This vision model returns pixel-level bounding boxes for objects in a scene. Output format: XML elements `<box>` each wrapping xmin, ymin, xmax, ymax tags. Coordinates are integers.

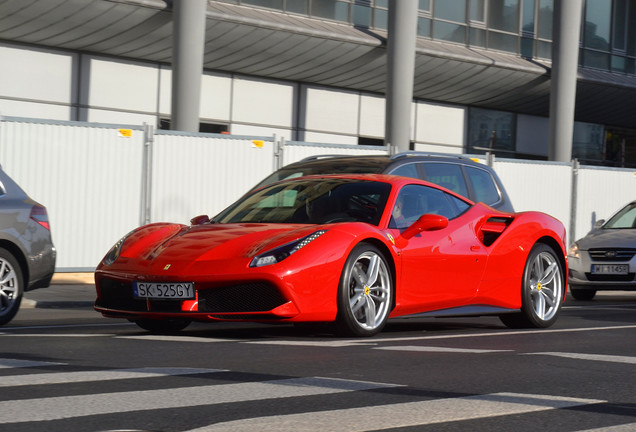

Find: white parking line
<box><xmin>0</xmin><ymin>358</ymin><xmax>63</xmax><ymax>369</ymax></box>
<box><xmin>0</xmin><ymin>367</ymin><xmax>225</xmax><ymax>387</ymax></box>
<box><xmin>526</xmin><ymin>352</ymin><xmax>636</xmax><ymax>364</ymax></box>
<box><xmin>118</xmin><ymin>335</ymin><xmax>241</xmax><ymax>343</ymax></box>
<box><xmin>579</xmin><ymin>424</ymin><xmax>636</xmax><ymax>431</ymax></box>
<box><xmin>374</xmin><ymin>346</ymin><xmax>512</xmax><ymax>353</ymax></box>
<box><xmin>189</xmin><ymin>392</ymin><xmax>605</xmax><ymax>432</ymax></box>
<box><xmin>0</xmin><ymin>376</ymin><xmax>399</xmax><ymax>423</ymax></box>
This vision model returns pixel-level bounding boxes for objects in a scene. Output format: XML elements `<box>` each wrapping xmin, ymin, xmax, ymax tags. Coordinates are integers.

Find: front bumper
<box><xmin>568</xmin><ymin>250</ymin><xmax>636</xmax><ymax>290</ymax></box>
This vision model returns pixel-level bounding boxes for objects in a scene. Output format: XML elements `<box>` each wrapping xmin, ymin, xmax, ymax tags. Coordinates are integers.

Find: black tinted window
<box><xmin>220</xmin><ymin>179</ymin><xmax>391</xmax><ymax>225</ymax></box>
<box><xmin>388</xmin><ymin>163</ymin><xmax>420</xmax><ymax>179</ymax></box>
<box><xmin>465</xmin><ymin>166</ymin><xmax>500</xmax><ymax>206</ymax></box>
<box><xmin>422</xmin><ymin>163</ymin><xmax>469</xmax><ymax>198</ymax></box>
<box><xmin>390</xmin><ymin>184</ymin><xmax>470</xmax><ymax>229</ymax></box>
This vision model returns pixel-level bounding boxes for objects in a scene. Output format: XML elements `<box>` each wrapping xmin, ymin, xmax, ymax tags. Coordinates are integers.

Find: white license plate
<box><xmin>133</xmin><ymin>282</ymin><xmax>195</xmax><ymax>299</ymax></box>
<box><xmin>591</xmin><ymin>264</ymin><xmax>629</xmax><ymax>275</ymax></box>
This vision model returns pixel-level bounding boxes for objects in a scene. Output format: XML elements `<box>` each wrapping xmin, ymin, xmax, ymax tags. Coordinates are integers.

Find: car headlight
<box><xmin>567</xmin><ymin>243</ymin><xmax>580</xmax><ymax>259</ymax></box>
<box><xmin>103</xmin><ymin>231</ymin><xmax>135</xmax><ymax>265</ymax></box>
<box><xmin>250</xmin><ymin>230</ymin><xmax>327</xmax><ymax>267</ymax></box>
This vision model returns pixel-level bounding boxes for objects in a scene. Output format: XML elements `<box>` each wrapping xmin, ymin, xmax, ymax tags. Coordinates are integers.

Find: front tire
<box><xmin>135</xmin><ymin>318</ymin><xmax>191</xmax><ymax>333</ymax></box>
<box><xmin>0</xmin><ymin>249</ymin><xmax>24</xmax><ymax>326</ymax></box>
<box><xmin>335</xmin><ymin>244</ymin><xmax>392</xmax><ymax>337</ymax></box>
<box><xmin>500</xmin><ymin>243</ymin><xmax>564</xmax><ymax>329</ymax></box>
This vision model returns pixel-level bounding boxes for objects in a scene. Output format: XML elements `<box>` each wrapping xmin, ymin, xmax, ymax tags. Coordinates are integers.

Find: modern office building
<box><xmin>1</xmin><ymin>0</ymin><xmax>635</xmax><ymax>166</ymax></box>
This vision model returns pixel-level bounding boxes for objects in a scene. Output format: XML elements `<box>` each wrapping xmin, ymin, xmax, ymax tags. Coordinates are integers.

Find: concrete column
<box><xmin>548</xmin><ymin>0</ymin><xmax>583</xmax><ymax>162</ymax></box>
<box><xmin>171</xmin><ymin>0</ymin><xmax>207</xmax><ymax>132</ymax></box>
<box><xmin>385</xmin><ymin>0</ymin><xmax>418</xmax><ymax>153</ymax></box>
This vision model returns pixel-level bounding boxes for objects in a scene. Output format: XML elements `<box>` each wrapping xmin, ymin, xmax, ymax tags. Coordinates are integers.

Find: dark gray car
<box><xmin>0</xmin><ymin>167</ymin><xmax>56</xmax><ymax>325</ymax></box>
<box><xmin>251</xmin><ymin>153</ymin><xmax>514</xmax><ymax>212</ymax></box>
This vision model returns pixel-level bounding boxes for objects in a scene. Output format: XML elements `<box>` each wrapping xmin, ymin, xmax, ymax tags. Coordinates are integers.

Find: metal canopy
<box><xmin>2</xmin><ymin>0</ymin><xmax>636</xmax><ymax>129</ymax></box>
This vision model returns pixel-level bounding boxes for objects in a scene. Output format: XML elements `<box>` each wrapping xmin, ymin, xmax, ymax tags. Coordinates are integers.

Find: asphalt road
<box><xmin>1</xmin><ymin>285</ymin><xmax>635</xmax><ymax>432</ymax></box>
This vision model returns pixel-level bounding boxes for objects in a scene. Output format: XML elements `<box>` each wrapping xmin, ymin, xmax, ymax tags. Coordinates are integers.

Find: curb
<box><xmin>22</xmin><ymin>299</ymin><xmax>95</xmax><ymax>309</ymax></box>
<box><xmin>51</xmin><ymin>273</ymin><xmax>94</xmax><ymax>285</ymax></box>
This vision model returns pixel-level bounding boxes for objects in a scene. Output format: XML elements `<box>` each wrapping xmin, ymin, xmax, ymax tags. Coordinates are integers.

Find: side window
<box><xmin>464</xmin><ymin>166</ymin><xmax>501</xmax><ymax>206</ymax></box>
<box><xmin>390</xmin><ymin>184</ymin><xmax>468</xmax><ymax>229</ymax></box>
<box><xmin>422</xmin><ymin>163</ymin><xmax>469</xmax><ymax>199</ymax></box>
<box><xmin>388</xmin><ymin>163</ymin><xmax>420</xmax><ymax>179</ymax></box>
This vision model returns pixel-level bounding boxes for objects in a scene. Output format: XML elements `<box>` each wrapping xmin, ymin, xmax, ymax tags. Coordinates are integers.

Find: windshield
<box><xmin>218</xmin><ymin>178</ymin><xmax>391</xmax><ymax>225</ymax></box>
<box><xmin>604</xmin><ymin>202</ymin><xmax>636</xmax><ymax>229</ymax></box>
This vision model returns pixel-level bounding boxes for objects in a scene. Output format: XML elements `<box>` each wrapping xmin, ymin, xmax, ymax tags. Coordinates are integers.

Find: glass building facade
<box><xmin>221</xmin><ymin>0</ymin><xmax>636</xmax><ymax>166</ymax></box>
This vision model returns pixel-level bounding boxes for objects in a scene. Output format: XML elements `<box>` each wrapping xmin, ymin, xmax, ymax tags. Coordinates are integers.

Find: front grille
<box><xmin>198</xmin><ymin>283</ymin><xmax>287</xmax><ymax>313</ymax></box>
<box><xmin>585</xmin><ymin>273</ymin><xmax>636</xmax><ymax>282</ymax></box>
<box><xmin>589</xmin><ymin>249</ymin><xmax>636</xmax><ymax>262</ymax></box>
<box><xmin>98</xmin><ymin>279</ymin><xmax>288</xmax><ymax>314</ymax></box>
<box><xmin>97</xmin><ymin>278</ymin><xmax>185</xmax><ymax>312</ymax></box>
<box><xmin>97</xmin><ymin>279</ymin><xmax>147</xmax><ymax>311</ymax></box>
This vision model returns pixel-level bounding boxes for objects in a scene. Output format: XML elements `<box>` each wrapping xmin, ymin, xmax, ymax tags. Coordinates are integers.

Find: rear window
<box><xmin>465</xmin><ymin>166</ymin><xmax>501</xmax><ymax>206</ymax></box>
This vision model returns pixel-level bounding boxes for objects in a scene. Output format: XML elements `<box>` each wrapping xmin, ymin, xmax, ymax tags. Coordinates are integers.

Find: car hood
<box><xmin>576</xmin><ymin>228</ymin><xmax>636</xmax><ymax>250</ymax></box>
<box><xmin>120</xmin><ymin>222</ymin><xmax>327</xmax><ymax>264</ymax></box>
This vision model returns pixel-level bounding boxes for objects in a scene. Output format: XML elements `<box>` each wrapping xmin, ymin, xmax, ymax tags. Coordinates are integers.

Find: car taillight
<box><xmin>30</xmin><ymin>204</ymin><xmax>50</xmax><ymax>231</ymax></box>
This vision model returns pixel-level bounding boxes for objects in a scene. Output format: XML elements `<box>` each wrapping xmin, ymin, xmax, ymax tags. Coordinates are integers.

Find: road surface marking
<box><xmin>0</xmin><ymin>376</ymin><xmax>399</xmax><ymax>423</ymax></box>
<box><xmin>189</xmin><ymin>392</ymin><xmax>605</xmax><ymax>432</ymax></box>
<box><xmin>0</xmin><ymin>367</ymin><xmax>225</xmax><ymax>387</ymax></box>
<box><xmin>374</xmin><ymin>345</ymin><xmax>512</xmax><ymax>353</ymax></box>
<box><xmin>527</xmin><ymin>352</ymin><xmax>636</xmax><ymax>364</ymax></box>
<box><xmin>117</xmin><ymin>335</ymin><xmax>241</xmax><ymax>343</ymax></box>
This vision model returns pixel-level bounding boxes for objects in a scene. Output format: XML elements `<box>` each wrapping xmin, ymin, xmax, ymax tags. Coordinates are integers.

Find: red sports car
<box><xmin>94</xmin><ymin>174</ymin><xmax>567</xmax><ymax>337</ymax></box>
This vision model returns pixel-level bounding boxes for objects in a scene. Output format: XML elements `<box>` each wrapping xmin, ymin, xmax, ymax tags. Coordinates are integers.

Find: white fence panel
<box><xmin>493</xmin><ymin>159</ymin><xmax>573</xmax><ymax>243</ymax></box>
<box><xmin>282</xmin><ymin>141</ymin><xmax>389</xmax><ymax>166</ymax></box>
<box><xmin>3</xmin><ymin>117</ymin><xmax>636</xmax><ymax>271</ymax></box>
<box><xmin>0</xmin><ymin>119</ymin><xmax>145</xmax><ymax>270</ymax></box>
<box><xmin>573</xmin><ymin>165</ymin><xmax>636</xmax><ymax>242</ymax></box>
<box><xmin>151</xmin><ymin>133</ymin><xmax>275</xmax><ymax>224</ymax></box>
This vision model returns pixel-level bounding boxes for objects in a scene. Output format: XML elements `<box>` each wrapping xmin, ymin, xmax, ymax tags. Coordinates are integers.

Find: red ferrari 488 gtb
<box><xmin>95</xmin><ymin>174</ymin><xmax>567</xmax><ymax>337</ymax></box>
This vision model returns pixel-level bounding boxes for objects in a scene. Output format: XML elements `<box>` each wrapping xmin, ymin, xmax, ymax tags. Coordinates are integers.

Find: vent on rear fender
<box><xmin>478</xmin><ymin>216</ymin><xmax>513</xmax><ymax>247</ymax></box>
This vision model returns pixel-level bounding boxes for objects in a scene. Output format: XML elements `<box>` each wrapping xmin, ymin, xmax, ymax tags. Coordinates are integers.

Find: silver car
<box><xmin>0</xmin><ymin>167</ymin><xmax>56</xmax><ymax>325</ymax></box>
<box><xmin>568</xmin><ymin>201</ymin><xmax>636</xmax><ymax>300</ymax></box>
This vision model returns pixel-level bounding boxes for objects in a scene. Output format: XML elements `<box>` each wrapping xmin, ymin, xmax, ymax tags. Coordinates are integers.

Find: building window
<box><xmin>434</xmin><ymin>0</ymin><xmax>466</xmax><ymax>22</ymax></box>
<box><xmin>311</xmin><ymin>0</ymin><xmax>351</xmax><ymax>22</ymax></box>
<box><xmin>353</xmin><ymin>1</ymin><xmax>372</xmax><ymax>27</ymax></box>
<box><xmin>469</xmin><ymin>0</ymin><xmax>485</xmax><ymax>22</ymax></box>
<box><xmin>431</xmin><ymin>0</ymin><xmax>467</xmax><ymax>44</ymax></box>
<box><xmin>373</xmin><ymin>1</ymin><xmax>389</xmax><ymax>29</ymax></box>
<box><xmin>358</xmin><ymin>136</ymin><xmax>384</xmax><ymax>146</ymax></box>
<box><xmin>286</xmin><ymin>0</ymin><xmax>309</xmax><ymax>14</ymax></box>
<box><xmin>159</xmin><ymin>119</ymin><xmax>229</xmax><ymax>134</ymax></box>
<box><xmin>536</xmin><ymin>0</ymin><xmax>553</xmax><ymax>40</ymax></box>
<box><xmin>468</xmin><ymin>108</ymin><xmax>516</xmax><ymax>156</ymax></box>
<box><xmin>488</xmin><ymin>0</ymin><xmax>519</xmax><ymax>33</ymax></box>
<box><xmin>572</xmin><ymin>122</ymin><xmax>605</xmax><ymax>164</ymax></box>
<box><xmin>241</xmin><ymin>0</ymin><xmax>283</xmax><ymax>9</ymax></box>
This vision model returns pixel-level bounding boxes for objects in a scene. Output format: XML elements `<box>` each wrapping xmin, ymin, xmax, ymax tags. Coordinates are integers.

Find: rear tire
<box><xmin>335</xmin><ymin>244</ymin><xmax>392</xmax><ymax>337</ymax></box>
<box><xmin>500</xmin><ymin>243</ymin><xmax>564</xmax><ymax>329</ymax></box>
<box><xmin>0</xmin><ymin>248</ymin><xmax>24</xmax><ymax>326</ymax></box>
<box><xmin>135</xmin><ymin>318</ymin><xmax>191</xmax><ymax>333</ymax></box>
